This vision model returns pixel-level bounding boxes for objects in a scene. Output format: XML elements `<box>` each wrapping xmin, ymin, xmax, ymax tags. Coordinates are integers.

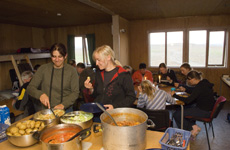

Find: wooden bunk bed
<box><xmin>0</xmin><ymin>53</ymin><xmax>50</xmax><ymax>86</ymax></box>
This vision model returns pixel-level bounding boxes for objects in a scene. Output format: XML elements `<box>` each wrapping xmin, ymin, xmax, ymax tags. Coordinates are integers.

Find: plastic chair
<box><xmin>138</xmin><ymin>108</ymin><xmax>171</xmax><ymax>131</ymax></box>
<box><xmin>185</xmin><ymin>96</ymin><xmax>226</xmax><ymax>150</ymax></box>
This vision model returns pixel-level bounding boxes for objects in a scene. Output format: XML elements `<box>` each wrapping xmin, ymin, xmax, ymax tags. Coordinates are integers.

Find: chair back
<box><xmin>210</xmin><ymin>96</ymin><xmax>226</xmax><ymax>119</ymax></box>
<box><xmin>138</xmin><ymin>108</ymin><xmax>170</xmax><ymax>131</ymax></box>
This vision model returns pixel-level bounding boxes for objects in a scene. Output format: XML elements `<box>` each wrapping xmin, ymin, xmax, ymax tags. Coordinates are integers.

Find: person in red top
<box><xmin>132</xmin><ymin>63</ymin><xmax>153</xmax><ymax>85</ymax></box>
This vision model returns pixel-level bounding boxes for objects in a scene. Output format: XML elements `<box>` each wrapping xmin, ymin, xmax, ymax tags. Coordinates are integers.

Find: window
<box><xmin>208</xmin><ymin>31</ymin><xmax>225</xmax><ymax>65</ymax></box>
<box><xmin>149</xmin><ymin>29</ymin><xmax>227</xmax><ymax>68</ymax></box>
<box><xmin>189</xmin><ymin>30</ymin><xmax>207</xmax><ymax>67</ymax></box>
<box><xmin>74</xmin><ymin>36</ymin><xmax>91</xmax><ymax>65</ymax></box>
<box><xmin>188</xmin><ymin>30</ymin><xmax>226</xmax><ymax>67</ymax></box>
<box><xmin>149</xmin><ymin>31</ymin><xmax>183</xmax><ymax>67</ymax></box>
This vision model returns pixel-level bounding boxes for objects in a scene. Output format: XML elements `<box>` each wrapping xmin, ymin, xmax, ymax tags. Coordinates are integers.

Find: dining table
<box><xmin>0</xmin><ymin>115</ymin><xmax>190</xmax><ymax>150</ymax></box>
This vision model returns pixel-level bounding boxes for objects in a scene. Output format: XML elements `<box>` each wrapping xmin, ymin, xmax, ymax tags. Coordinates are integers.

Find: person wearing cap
<box><xmin>132</xmin><ymin>63</ymin><xmax>153</xmax><ymax>85</ymax></box>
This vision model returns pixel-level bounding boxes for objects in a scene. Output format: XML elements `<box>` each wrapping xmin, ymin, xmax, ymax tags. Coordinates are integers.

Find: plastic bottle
<box><xmin>0</xmin><ymin>105</ymin><xmax>11</xmax><ymax>126</ymax></box>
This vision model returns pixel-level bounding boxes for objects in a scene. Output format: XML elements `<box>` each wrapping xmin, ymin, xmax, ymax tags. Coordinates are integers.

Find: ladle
<box><xmin>95</xmin><ymin>102</ymin><xmax>118</xmax><ymax>126</ymax></box>
<box><xmin>66</xmin><ymin>128</ymin><xmax>91</xmax><ymax>142</ymax></box>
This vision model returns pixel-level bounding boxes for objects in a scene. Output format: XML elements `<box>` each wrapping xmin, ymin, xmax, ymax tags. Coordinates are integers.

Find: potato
<box><xmin>26</xmin><ymin>128</ymin><xmax>32</xmax><ymax>134</ymax></box>
<box><xmin>38</xmin><ymin>125</ymin><xmax>45</xmax><ymax>131</ymax></box>
<box><xmin>40</xmin><ymin>122</ymin><xmax>45</xmax><ymax>128</ymax></box>
<box><xmin>14</xmin><ymin>132</ymin><xmax>21</xmax><ymax>136</ymax></box>
<box><xmin>26</xmin><ymin>124</ymin><xmax>31</xmax><ymax>128</ymax></box>
<box><xmin>16</xmin><ymin>122</ymin><xmax>22</xmax><ymax>128</ymax></box>
<box><xmin>30</xmin><ymin>124</ymin><xmax>35</xmax><ymax>129</ymax></box>
<box><xmin>19</xmin><ymin>124</ymin><xmax>26</xmax><ymax>130</ymax></box>
<box><xmin>30</xmin><ymin>120</ymin><xmax>35</xmax><ymax>125</ymax></box>
<box><xmin>18</xmin><ymin>129</ymin><xmax>25</xmax><ymax>135</ymax></box>
<box><xmin>6</xmin><ymin>132</ymin><xmax>12</xmax><ymax>136</ymax></box>
<box><xmin>10</xmin><ymin>127</ymin><xmax>19</xmax><ymax>134</ymax></box>
<box><xmin>35</xmin><ymin>121</ymin><xmax>41</xmax><ymax>128</ymax></box>
<box><xmin>25</xmin><ymin>120</ymin><xmax>31</xmax><ymax>124</ymax></box>
<box><xmin>33</xmin><ymin>128</ymin><xmax>38</xmax><ymax>132</ymax></box>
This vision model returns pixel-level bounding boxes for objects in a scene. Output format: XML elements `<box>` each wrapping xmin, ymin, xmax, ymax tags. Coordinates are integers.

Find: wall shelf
<box><xmin>0</xmin><ymin>53</ymin><xmax>50</xmax><ymax>62</ymax></box>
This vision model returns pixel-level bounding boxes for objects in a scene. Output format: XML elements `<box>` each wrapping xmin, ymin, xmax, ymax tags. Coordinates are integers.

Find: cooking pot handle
<box><xmin>93</xmin><ymin>124</ymin><xmax>102</xmax><ymax>133</ymax></box>
<box><xmin>147</xmin><ymin>119</ymin><xmax>155</xmax><ymax>128</ymax></box>
<box><xmin>79</xmin><ymin>127</ymin><xmax>91</xmax><ymax>141</ymax></box>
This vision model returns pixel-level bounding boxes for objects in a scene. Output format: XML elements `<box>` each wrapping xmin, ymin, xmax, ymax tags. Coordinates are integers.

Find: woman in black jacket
<box><xmin>158</xmin><ymin>63</ymin><xmax>179</xmax><ymax>87</ymax></box>
<box><xmin>84</xmin><ymin>45</ymin><xmax>136</xmax><ymax>110</ymax></box>
<box><xmin>172</xmin><ymin>70</ymin><xmax>215</xmax><ymax>138</ymax></box>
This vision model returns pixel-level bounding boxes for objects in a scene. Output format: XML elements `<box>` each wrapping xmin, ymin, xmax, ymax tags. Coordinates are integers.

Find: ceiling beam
<box><xmin>78</xmin><ymin>0</ymin><xmax>115</xmax><ymax>15</ymax></box>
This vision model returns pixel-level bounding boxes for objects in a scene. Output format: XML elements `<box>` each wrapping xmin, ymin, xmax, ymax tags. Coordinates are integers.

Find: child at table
<box><xmin>137</xmin><ymin>80</ymin><xmax>176</xmax><ymax>110</ymax></box>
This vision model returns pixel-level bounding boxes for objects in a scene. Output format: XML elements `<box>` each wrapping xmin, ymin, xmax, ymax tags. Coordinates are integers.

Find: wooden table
<box><xmin>0</xmin><ymin>122</ymin><xmax>190</xmax><ymax>150</ymax></box>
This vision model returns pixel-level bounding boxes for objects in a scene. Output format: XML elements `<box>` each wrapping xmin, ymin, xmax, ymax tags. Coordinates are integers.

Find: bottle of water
<box><xmin>0</xmin><ymin>105</ymin><xmax>11</xmax><ymax>126</ymax></box>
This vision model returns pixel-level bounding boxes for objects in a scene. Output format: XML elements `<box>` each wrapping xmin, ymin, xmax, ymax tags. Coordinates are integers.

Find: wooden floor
<box><xmin>188</xmin><ymin>100</ymin><xmax>230</xmax><ymax>150</ymax></box>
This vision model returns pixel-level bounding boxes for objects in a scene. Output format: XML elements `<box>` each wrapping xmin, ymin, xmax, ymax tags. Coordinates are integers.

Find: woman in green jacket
<box><xmin>27</xmin><ymin>43</ymin><xmax>79</xmax><ymax>112</ymax></box>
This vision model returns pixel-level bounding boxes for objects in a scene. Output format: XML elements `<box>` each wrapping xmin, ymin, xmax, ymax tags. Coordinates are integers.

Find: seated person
<box><xmin>158</xmin><ymin>63</ymin><xmax>178</xmax><ymax>86</ymax></box>
<box><xmin>69</xmin><ymin>59</ymin><xmax>77</xmax><ymax>68</ymax></box>
<box><xmin>178</xmin><ymin>63</ymin><xmax>194</xmax><ymax>94</ymax></box>
<box><xmin>33</xmin><ymin>64</ymin><xmax>41</xmax><ymax>73</ymax></box>
<box><xmin>79</xmin><ymin>64</ymin><xmax>96</xmax><ymax>103</ymax></box>
<box><xmin>132</xmin><ymin>63</ymin><xmax>153</xmax><ymax>85</ymax></box>
<box><xmin>137</xmin><ymin>80</ymin><xmax>176</xmax><ymax>110</ymax></box>
<box><xmin>123</xmin><ymin>65</ymin><xmax>133</xmax><ymax>75</ymax></box>
<box><xmin>171</xmin><ymin>70</ymin><xmax>215</xmax><ymax>138</ymax></box>
<box><xmin>12</xmin><ymin>71</ymin><xmax>36</xmax><ymax>119</ymax></box>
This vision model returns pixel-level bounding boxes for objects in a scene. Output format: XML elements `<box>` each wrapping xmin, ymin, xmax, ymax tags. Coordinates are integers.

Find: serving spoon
<box><xmin>66</xmin><ymin>127</ymin><xmax>91</xmax><ymax>142</ymax></box>
<box><xmin>95</xmin><ymin>102</ymin><xmax>118</xmax><ymax>126</ymax></box>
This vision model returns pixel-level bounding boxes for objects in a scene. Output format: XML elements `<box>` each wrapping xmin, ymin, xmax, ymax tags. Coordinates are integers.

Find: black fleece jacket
<box><xmin>92</xmin><ymin>66</ymin><xmax>136</xmax><ymax>108</ymax></box>
<box><xmin>173</xmin><ymin>79</ymin><xmax>215</xmax><ymax>111</ymax></box>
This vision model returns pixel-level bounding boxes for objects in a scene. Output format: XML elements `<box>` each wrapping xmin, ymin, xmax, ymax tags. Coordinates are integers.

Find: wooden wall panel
<box><xmin>0</xmin><ymin>62</ymin><xmax>13</xmax><ymax>90</ymax></box>
<box><xmin>0</xmin><ymin>24</ymin><xmax>46</xmax><ymax>54</ymax></box>
<box><xmin>119</xmin><ymin>17</ymin><xmax>129</xmax><ymax>66</ymax></box>
<box><xmin>0</xmin><ymin>24</ymin><xmax>47</xmax><ymax>90</ymax></box>
<box><xmin>31</xmin><ymin>27</ymin><xmax>46</xmax><ymax>48</ymax></box>
<box><xmin>0</xmin><ymin>23</ymin><xmax>112</xmax><ymax>91</ymax></box>
<box><xmin>44</xmin><ymin>23</ymin><xmax>112</xmax><ymax>49</ymax></box>
<box><xmin>129</xmin><ymin>15</ymin><xmax>230</xmax><ymax>100</ymax></box>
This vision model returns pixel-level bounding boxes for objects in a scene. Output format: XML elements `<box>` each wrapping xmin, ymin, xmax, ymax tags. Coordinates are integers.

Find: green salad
<box><xmin>60</xmin><ymin>111</ymin><xmax>93</xmax><ymax>124</ymax></box>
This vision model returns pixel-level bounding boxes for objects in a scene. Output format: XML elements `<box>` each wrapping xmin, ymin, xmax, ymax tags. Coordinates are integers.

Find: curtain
<box><xmin>67</xmin><ymin>35</ymin><xmax>75</xmax><ymax>62</ymax></box>
<box><xmin>86</xmin><ymin>34</ymin><xmax>96</xmax><ymax>66</ymax></box>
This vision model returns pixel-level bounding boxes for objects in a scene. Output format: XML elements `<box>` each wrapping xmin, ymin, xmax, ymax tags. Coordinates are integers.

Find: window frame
<box><xmin>188</xmin><ymin>29</ymin><xmax>227</xmax><ymax>68</ymax></box>
<box><xmin>148</xmin><ymin>28</ymin><xmax>228</xmax><ymax>68</ymax></box>
<box><xmin>148</xmin><ymin>29</ymin><xmax>185</xmax><ymax>68</ymax></box>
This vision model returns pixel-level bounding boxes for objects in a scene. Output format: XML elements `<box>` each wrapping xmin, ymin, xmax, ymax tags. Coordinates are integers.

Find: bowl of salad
<box><xmin>60</xmin><ymin>111</ymin><xmax>93</xmax><ymax>129</ymax></box>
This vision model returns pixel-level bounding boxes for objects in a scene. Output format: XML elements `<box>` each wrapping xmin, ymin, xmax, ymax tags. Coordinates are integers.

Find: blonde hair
<box><xmin>140</xmin><ymin>80</ymin><xmax>156</xmax><ymax>100</ymax></box>
<box><xmin>93</xmin><ymin>45</ymin><xmax>116</xmax><ymax>65</ymax></box>
<box><xmin>114</xmin><ymin>59</ymin><xmax>122</xmax><ymax>66</ymax></box>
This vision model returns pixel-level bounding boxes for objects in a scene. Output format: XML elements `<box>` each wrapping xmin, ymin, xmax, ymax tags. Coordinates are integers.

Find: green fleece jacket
<box><xmin>27</xmin><ymin>62</ymin><xmax>79</xmax><ymax>109</ymax></box>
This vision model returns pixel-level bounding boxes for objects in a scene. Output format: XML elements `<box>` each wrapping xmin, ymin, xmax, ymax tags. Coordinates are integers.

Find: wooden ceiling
<box><xmin>0</xmin><ymin>0</ymin><xmax>230</xmax><ymax>28</ymax></box>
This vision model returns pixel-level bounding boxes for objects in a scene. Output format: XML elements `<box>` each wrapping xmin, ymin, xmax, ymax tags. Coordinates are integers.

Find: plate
<box><xmin>160</xmin><ymin>80</ymin><xmax>169</xmax><ymax>82</ymax></box>
<box><xmin>80</xmin><ymin>102</ymin><xmax>105</xmax><ymax>113</ymax></box>
<box><xmin>176</xmin><ymin>92</ymin><xmax>189</xmax><ymax>97</ymax></box>
<box><xmin>158</xmin><ymin>83</ymin><xmax>168</xmax><ymax>87</ymax></box>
